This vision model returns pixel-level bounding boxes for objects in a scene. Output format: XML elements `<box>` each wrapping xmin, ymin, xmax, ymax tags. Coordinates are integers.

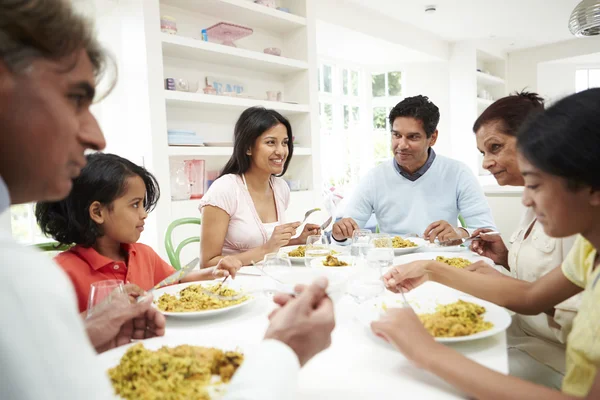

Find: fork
<box><xmin>320</xmin><ymin>216</ymin><xmax>333</xmax><ymax>231</ymax></box>
<box><xmin>398</xmin><ymin>286</ymin><xmax>412</xmax><ymax>309</ymax></box>
<box><xmin>437</xmin><ymin>231</ymin><xmax>501</xmax><ymax>247</ymax></box>
<box><xmin>291</xmin><ymin>208</ymin><xmax>322</xmax><ymax>239</ymax></box>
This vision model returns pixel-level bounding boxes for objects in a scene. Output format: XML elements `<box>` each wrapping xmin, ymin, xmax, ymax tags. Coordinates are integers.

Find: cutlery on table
<box><xmin>137</xmin><ymin>257</ymin><xmax>199</xmax><ymax>302</ymax></box>
<box><xmin>437</xmin><ymin>231</ymin><xmax>501</xmax><ymax>247</ymax></box>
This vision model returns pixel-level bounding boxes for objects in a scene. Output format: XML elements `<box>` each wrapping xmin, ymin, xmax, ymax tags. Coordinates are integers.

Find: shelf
<box><xmin>161</xmin><ymin>34</ymin><xmax>308</xmax><ymax>75</ymax></box>
<box><xmin>477</xmin><ymin>98</ymin><xmax>495</xmax><ymax>108</ymax></box>
<box><xmin>161</xmin><ymin>0</ymin><xmax>307</xmax><ymax>34</ymax></box>
<box><xmin>168</xmin><ymin>146</ymin><xmax>312</xmax><ymax>157</ymax></box>
<box><xmin>164</xmin><ymin>91</ymin><xmax>311</xmax><ymax>115</ymax></box>
<box><xmin>476</xmin><ymin>71</ymin><xmax>505</xmax><ymax>87</ymax></box>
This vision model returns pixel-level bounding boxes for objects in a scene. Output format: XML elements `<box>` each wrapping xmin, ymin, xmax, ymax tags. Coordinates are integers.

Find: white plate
<box><xmin>422</xmin><ymin>241</ymin><xmax>470</xmax><ymax>252</ymax></box>
<box><xmin>393</xmin><ymin>251</ymin><xmax>495</xmax><ymax>267</ymax></box>
<box><xmin>152</xmin><ymin>281</ymin><xmax>256</xmax><ymax>318</ymax></box>
<box><xmin>279</xmin><ymin>244</ymin><xmax>347</xmax><ymax>265</ymax></box>
<box><xmin>357</xmin><ymin>283</ymin><xmax>511</xmax><ymax>343</ymax></box>
<box><xmin>98</xmin><ymin>334</ymin><xmax>253</xmax><ymax>399</ymax></box>
<box><xmin>390</xmin><ymin>237</ymin><xmax>427</xmax><ymax>255</ymax></box>
<box><xmin>261</xmin><ymin>265</ymin><xmax>349</xmax><ymax>302</ymax></box>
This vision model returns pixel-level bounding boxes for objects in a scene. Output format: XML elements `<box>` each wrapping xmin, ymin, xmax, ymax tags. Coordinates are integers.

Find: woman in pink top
<box><xmin>199</xmin><ymin>107</ymin><xmax>320</xmax><ymax>267</ymax></box>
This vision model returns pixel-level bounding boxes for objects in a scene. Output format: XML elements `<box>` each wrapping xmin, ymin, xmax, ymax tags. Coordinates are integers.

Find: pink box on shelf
<box><xmin>184</xmin><ymin>159</ymin><xmax>205</xmax><ymax>199</ymax></box>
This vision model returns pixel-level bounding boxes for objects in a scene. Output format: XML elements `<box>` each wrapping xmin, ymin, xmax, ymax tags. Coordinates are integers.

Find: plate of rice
<box><xmin>357</xmin><ymin>282</ymin><xmax>511</xmax><ymax>343</ymax></box>
<box><xmin>99</xmin><ymin>335</ymin><xmax>252</xmax><ymax>399</ymax></box>
<box><xmin>152</xmin><ymin>280</ymin><xmax>256</xmax><ymax>318</ymax></box>
<box><xmin>392</xmin><ymin>251</ymin><xmax>495</xmax><ymax>268</ymax></box>
<box><xmin>385</xmin><ymin>236</ymin><xmax>427</xmax><ymax>255</ymax></box>
<box><xmin>279</xmin><ymin>244</ymin><xmax>347</xmax><ymax>265</ymax></box>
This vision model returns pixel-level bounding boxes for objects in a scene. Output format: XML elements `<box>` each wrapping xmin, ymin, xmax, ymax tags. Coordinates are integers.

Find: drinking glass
<box><xmin>368</xmin><ymin>234</ymin><xmax>395</xmax><ymax>270</ymax></box>
<box><xmin>86</xmin><ymin>279</ymin><xmax>126</xmax><ymax>318</ymax></box>
<box><xmin>346</xmin><ymin>256</ymin><xmax>385</xmax><ymax>304</ymax></box>
<box><xmin>304</xmin><ymin>234</ymin><xmax>330</xmax><ymax>267</ymax></box>
<box><xmin>351</xmin><ymin>229</ymin><xmax>373</xmax><ymax>257</ymax></box>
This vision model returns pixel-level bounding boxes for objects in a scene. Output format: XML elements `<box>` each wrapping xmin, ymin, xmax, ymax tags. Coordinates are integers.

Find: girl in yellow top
<box><xmin>376</xmin><ymin>88</ymin><xmax>600</xmax><ymax>399</ymax></box>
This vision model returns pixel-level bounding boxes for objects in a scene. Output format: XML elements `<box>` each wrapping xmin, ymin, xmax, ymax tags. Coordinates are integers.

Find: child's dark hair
<box><xmin>35</xmin><ymin>153</ymin><xmax>160</xmax><ymax>247</ymax></box>
<box><xmin>517</xmin><ymin>88</ymin><xmax>600</xmax><ymax>191</ymax></box>
<box><xmin>388</xmin><ymin>95</ymin><xmax>440</xmax><ymax>138</ymax></box>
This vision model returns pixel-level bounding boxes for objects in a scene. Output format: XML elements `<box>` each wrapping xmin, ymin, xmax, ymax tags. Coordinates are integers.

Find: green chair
<box><xmin>165</xmin><ymin>217</ymin><xmax>201</xmax><ymax>270</ymax></box>
<box><xmin>34</xmin><ymin>241</ymin><xmax>72</xmax><ymax>252</ymax></box>
<box><xmin>458</xmin><ymin>215</ymin><xmax>467</xmax><ymax>229</ymax></box>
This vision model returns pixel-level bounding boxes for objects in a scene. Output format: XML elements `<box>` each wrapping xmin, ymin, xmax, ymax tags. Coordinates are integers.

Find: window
<box><xmin>317</xmin><ymin>64</ymin><xmax>404</xmax><ymax>192</ymax></box>
<box><xmin>9</xmin><ymin>203</ymin><xmax>48</xmax><ymax>245</ymax></box>
<box><xmin>371</xmin><ymin>70</ymin><xmax>404</xmax><ymax>165</ymax></box>
<box><xmin>576</xmin><ymin>68</ymin><xmax>600</xmax><ymax>92</ymax></box>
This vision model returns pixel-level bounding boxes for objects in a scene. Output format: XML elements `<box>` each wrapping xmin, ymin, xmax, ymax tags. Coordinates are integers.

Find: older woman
<box><xmin>469</xmin><ymin>91</ymin><xmax>580</xmax><ymax>388</ymax></box>
<box><xmin>199</xmin><ymin>107</ymin><xmax>320</xmax><ymax>267</ymax></box>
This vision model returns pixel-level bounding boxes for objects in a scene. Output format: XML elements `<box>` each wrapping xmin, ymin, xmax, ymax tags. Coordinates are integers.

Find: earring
<box><xmin>246</xmin><ymin>150</ymin><xmax>252</xmax><ymax>155</ymax></box>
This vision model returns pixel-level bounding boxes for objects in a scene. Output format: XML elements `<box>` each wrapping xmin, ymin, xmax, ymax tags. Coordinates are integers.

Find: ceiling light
<box><xmin>424</xmin><ymin>5</ymin><xmax>437</xmax><ymax>14</ymax></box>
<box><xmin>569</xmin><ymin>0</ymin><xmax>600</xmax><ymax>36</ymax></box>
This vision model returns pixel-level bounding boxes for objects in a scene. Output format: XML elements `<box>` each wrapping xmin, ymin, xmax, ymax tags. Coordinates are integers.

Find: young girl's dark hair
<box><xmin>35</xmin><ymin>153</ymin><xmax>160</xmax><ymax>247</ymax></box>
<box><xmin>219</xmin><ymin>106</ymin><xmax>293</xmax><ymax>178</ymax></box>
<box><xmin>473</xmin><ymin>90</ymin><xmax>545</xmax><ymax>136</ymax></box>
<box><xmin>517</xmin><ymin>88</ymin><xmax>600</xmax><ymax>191</ymax></box>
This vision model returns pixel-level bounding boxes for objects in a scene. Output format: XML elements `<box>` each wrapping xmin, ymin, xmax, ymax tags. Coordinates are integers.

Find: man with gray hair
<box><xmin>0</xmin><ymin>1</ymin><xmax>334</xmax><ymax>399</ymax></box>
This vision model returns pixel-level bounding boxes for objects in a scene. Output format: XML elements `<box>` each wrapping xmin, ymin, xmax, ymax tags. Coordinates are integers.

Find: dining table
<box><xmin>118</xmin><ymin>247</ymin><xmax>510</xmax><ymax>400</ymax></box>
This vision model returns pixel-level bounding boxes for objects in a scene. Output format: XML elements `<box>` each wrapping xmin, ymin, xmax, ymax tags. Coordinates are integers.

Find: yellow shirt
<box><xmin>561</xmin><ymin>235</ymin><xmax>600</xmax><ymax>397</ymax></box>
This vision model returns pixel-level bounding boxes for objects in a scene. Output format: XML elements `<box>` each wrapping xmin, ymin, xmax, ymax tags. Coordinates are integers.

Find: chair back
<box><xmin>165</xmin><ymin>217</ymin><xmax>202</xmax><ymax>270</ymax></box>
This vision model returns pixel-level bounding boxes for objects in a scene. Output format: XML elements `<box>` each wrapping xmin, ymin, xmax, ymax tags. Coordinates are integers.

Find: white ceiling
<box><xmin>345</xmin><ymin>0</ymin><xmax>582</xmax><ymax>51</ymax></box>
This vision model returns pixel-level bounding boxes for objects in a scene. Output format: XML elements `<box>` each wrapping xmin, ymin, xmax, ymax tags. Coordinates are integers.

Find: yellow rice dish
<box><xmin>418</xmin><ymin>300</ymin><xmax>493</xmax><ymax>337</ymax></box>
<box><xmin>322</xmin><ymin>255</ymin><xmax>349</xmax><ymax>267</ymax></box>
<box><xmin>109</xmin><ymin>343</ymin><xmax>243</xmax><ymax>400</ymax></box>
<box><xmin>287</xmin><ymin>246</ymin><xmax>339</xmax><ymax>258</ymax></box>
<box><xmin>157</xmin><ymin>284</ymin><xmax>249</xmax><ymax>313</ymax></box>
<box><xmin>391</xmin><ymin>236</ymin><xmax>417</xmax><ymax>248</ymax></box>
<box><xmin>435</xmin><ymin>256</ymin><xmax>472</xmax><ymax>269</ymax></box>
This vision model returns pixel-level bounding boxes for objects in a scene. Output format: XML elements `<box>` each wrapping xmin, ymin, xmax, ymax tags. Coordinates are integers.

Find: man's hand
<box><xmin>264</xmin><ymin>277</ymin><xmax>335</xmax><ymax>366</ymax></box>
<box><xmin>423</xmin><ymin>220</ymin><xmax>466</xmax><ymax>243</ymax></box>
<box><xmin>331</xmin><ymin>218</ymin><xmax>359</xmax><ymax>242</ymax></box>
<box><xmin>85</xmin><ymin>291</ymin><xmax>166</xmax><ymax>354</ymax></box>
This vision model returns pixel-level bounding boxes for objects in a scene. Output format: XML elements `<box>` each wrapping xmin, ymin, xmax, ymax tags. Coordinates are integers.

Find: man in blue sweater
<box><xmin>332</xmin><ymin>95</ymin><xmax>496</xmax><ymax>243</ymax></box>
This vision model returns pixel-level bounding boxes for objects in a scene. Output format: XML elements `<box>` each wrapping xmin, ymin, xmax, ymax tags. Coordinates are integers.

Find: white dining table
<box><xmin>152</xmin><ymin>261</ymin><xmax>509</xmax><ymax>400</ymax></box>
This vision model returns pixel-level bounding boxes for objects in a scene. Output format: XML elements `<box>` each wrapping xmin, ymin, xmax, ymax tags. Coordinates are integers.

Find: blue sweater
<box><xmin>341</xmin><ymin>156</ymin><xmax>496</xmax><ymax>236</ymax></box>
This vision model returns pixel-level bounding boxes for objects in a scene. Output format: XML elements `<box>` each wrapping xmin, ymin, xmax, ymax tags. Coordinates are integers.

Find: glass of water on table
<box><xmin>351</xmin><ymin>229</ymin><xmax>373</xmax><ymax>257</ymax></box>
<box><xmin>304</xmin><ymin>234</ymin><xmax>331</xmax><ymax>267</ymax></box>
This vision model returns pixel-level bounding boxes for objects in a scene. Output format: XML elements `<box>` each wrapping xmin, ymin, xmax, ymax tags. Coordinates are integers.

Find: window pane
<box><xmin>373</xmin><ymin>107</ymin><xmax>387</xmax><ymax>130</ymax></box>
<box><xmin>342</xmin><ymin>69</ymin><xmax>348</xmax><ymax>95</ymax></box>
<box><xmin>323</xmin><ymin>65</ymin><xmax>332</xmax><ymax>93</ymax></box>
<box><xmin>372</xmin><ymin>73</ymin><xmax>385</xmax><ymax>97</ymax></box>
<box><xmin>318</xmin><ymin>66</ymin><xmax>322</xmax><ymax>92</ymax></box>
<box><xmin>351</xmin><ymin>70</ymin><xmax>359</xmax><ymax>96</ymax></box>
<box><xmin>352</xmin><ymin>106</ymin><xmax>360</xmax><ymax>127</ymax></box>
<box><xmin>322</xmin><ymin>103</ymin><xmax>333</xmax><ymax>130</ymax></box>
<box><xmin>373</xmin><ymin>133</ymin><xmax>391</xmax><ymax>162</ymax></box>
<box><xmin>388</xmin><ymin>71</ymin><xmax>402</xmax><ymax>96</ymax></box>
<box><xmin>589</xmin><ymin>69</ymin><xmax>600</xmax><ymax>89</ymax></box>
<box><xmin>576</xmin><ymin>69</ymin><xmax>588</xmax><ymax>93</ymax></box>
<box><xmin>343</xmin><ymin>105</ymin><xmax>350</xmax><ymax>129</ymax></box>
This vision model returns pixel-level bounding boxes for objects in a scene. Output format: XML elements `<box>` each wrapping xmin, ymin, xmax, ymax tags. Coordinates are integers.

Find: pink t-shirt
<box><xmin>199</xmin><ymin>174</ymin><xmax>290</xmax><ymax>255</ymax></box>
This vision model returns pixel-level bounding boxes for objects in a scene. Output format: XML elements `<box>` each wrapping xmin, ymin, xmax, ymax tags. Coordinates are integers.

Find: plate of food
<box><xmin>279</xmin><ymin>244</ymin><xmax>346</xmax><ymax>265</ymax></box>
<box><xmin>393</xmin><ymin>251</ymin><xmax>495</xmax><ymax>268</ymax></box>
<box><xmin>357</xmin><ymin>284</ymin><xmax>511</xmax><ymax>343</ymax></box>
<box><xmin>377</xmin><ymin>236</ymin><xmax>427</xmax><ymax>255</ymax></box>
<box><xmin>152</xmin><ymin>280</ymin><xmax>256</xmax><ymax>318</ymax></box>
<box><xmin>98</xmin><ymin>335</ymin><xmax>250</xmax><ymax>399</ymax></box>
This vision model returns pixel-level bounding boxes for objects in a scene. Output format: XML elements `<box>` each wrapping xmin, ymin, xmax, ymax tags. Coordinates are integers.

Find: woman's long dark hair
<box><xmin>517</xmin><ymin>88</ymin><xmax>600</xmax><ymax>191</ymax></box>
<box><xmin>219</xmin><ymin>106</ymin><xmax>293</xmax><ymax>178</ymax></box>
<box><xmin>35</xmin><ymin>153</ymin><xmax>160</xmax><ymax>247</ymax></box>
<box><xmin>473</xmin><ymin>90</ymin><xmax>544</xmax><ymax>136</ymax></box>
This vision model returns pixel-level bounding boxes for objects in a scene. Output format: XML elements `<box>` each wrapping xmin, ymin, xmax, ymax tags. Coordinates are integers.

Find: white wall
<box><xmin>537</xmin><ymin>62</ymin><xmax>576</xmax><ymax>105</ymax></box>
<box><xmin>508</xmin><ymin>36</ymin><xmax>600</xmax><ymax>92</ymax></box>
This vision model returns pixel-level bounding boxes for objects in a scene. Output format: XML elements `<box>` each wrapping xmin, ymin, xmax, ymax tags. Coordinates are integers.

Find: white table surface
<box><xmin>155</xmin><ymin>263</ymin><xmax>509</xmax><ymax>400</ymax></box>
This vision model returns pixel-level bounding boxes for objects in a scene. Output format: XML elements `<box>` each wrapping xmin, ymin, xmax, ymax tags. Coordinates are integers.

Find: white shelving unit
<box><xmin>122</xmin><ymin>0</ymin><xmax>320</xmax><ymax>257</ymax></box>
<box><xmin>475</xmin><ymin>71</ymin><xmax>505</xmax><ymax>87</ymax></box>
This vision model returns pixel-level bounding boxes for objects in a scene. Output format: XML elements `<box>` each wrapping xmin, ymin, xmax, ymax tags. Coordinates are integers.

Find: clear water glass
<box><xmin>304</xmin><ymin>234</ymin><xmax>330</xmax><ymax>267</ymax></box>
<box><xmin>368</xmin><ymin>234</ymin><xmax>395</xmax><ymax>270</ymax></box>
<box><xmin>351</xmin><ymin>229</ymin><xmax>373</xmax><ymax>257</ymax></box>
<box><xmin>346</xmin><ymin>257</ymin><xmax>384</xmax><ymax>304</ymax></box>
<box><xmin>86</xmin><ymin>279</ymin><xmax>125</xmax><ymax>318</ymax></box>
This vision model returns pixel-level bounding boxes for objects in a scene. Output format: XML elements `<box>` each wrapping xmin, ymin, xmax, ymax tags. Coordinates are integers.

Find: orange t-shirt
<box><xmin>55</xmin><ymin>243</ymin><xmax>175</xmax><ymax>313</ymax></box>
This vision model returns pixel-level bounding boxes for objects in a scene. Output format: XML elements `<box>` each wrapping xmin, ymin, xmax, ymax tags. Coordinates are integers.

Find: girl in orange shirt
<box><xmin>35</xmin><ymin>153</ymin><xmax>241</xmax><ymax>313</ymax></box>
